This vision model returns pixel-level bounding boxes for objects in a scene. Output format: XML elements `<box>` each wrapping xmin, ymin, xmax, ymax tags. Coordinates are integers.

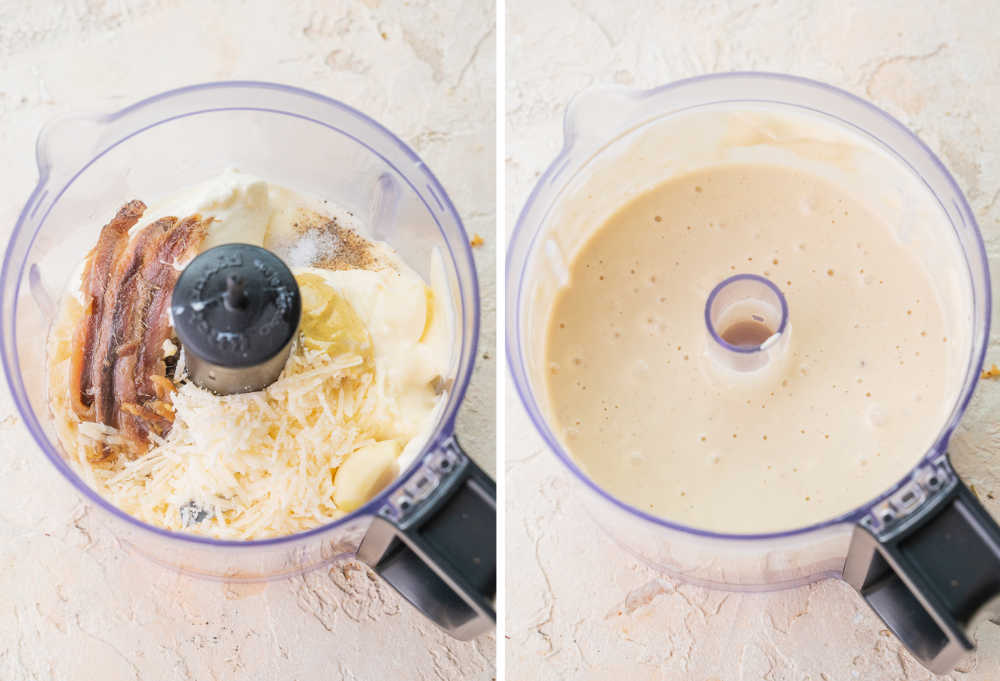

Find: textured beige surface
<box><xmin>0</xmin><ymin>0</ymin><xmax>495</xmax><ymax>679</ymax></box>
<box><xmin>506</xmin><ymin>1</ymin><xmax>1000</xmax><ymax>679</ymax></box>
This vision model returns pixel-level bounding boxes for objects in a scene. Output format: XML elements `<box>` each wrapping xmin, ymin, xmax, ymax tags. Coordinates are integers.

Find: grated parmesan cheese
<box><xmin>52</xmin><ymin>332</ymin><xmax>406</xmax><ymax>539</ymax></box>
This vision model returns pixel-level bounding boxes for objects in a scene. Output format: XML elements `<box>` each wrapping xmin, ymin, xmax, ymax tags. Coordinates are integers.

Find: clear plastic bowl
<box><xmin>507</xmin><ymin>72</ymin><xmax>996</xmax><ymax>670</ymax></box>
<box><xmin>1</xmin><ymin>82</ymin><xmax>493</xmax><ymax>638</ymax></box>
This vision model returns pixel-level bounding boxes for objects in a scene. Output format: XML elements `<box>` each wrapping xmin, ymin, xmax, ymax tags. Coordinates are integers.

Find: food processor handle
<box><xmin>843</xmin><ymin>454</ymin><xmax>1000</xmax><ymax>674</ymax></box>
<box><xmin>357</xmin><ymin>436</ymin><xmax>496</xmax><ymax>640</ymax></box>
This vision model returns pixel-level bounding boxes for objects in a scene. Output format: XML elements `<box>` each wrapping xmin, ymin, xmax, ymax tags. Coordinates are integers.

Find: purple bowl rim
<box><xmin>704</xmin><ymin>273</ymin><xmax>789</xmax><ymax>354</ymax></box>
<box><xmin>506</xmin><ymin>70</ymin><xmax>991</xmax><ymax>542</ymax></box>
<box><xmin>1</xmin><ymin>80</ymin><xmax>480</xmax><ymax>548</ymax></box>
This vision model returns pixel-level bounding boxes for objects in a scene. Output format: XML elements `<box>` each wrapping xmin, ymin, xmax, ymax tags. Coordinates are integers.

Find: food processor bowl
<box><xmin>507</xmin><ymin>72</ymin><xmax>998</xmax><ymax>670</ymax></box>
<box><xmin>2</xmin><ymin>82</ymin><xmax>494</xmax><ymax>639</ymax></box>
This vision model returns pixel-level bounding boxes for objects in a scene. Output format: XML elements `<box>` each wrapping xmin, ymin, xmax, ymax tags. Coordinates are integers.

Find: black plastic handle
<box><xmin>844</xmin><ymin>454</ymin><xmax>1000</xmax><ymax>673</ymax></box>
<box><xmin>357</xmin><ymin>436</ymin><xmax>495</xmax><ymax>640</ymax></box>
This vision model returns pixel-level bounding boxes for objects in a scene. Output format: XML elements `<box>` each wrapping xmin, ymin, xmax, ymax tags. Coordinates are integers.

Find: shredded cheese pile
<box><xmin>49</xmin><ymin>302</ymin><xmax>395</xmax><ymax>539</ymax></box>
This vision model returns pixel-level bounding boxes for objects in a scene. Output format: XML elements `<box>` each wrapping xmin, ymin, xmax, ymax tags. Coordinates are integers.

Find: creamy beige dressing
<box><xmin>545</xmin><ymin>163</ymin><xmax>963</xmax><ymax>533</ymax></box>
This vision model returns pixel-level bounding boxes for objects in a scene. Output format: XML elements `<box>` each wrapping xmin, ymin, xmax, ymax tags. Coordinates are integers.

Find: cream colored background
<box><xmin>0</xmin><ymin>0</ymin><xmax>495</xmax><ymax>679</ymax></box>
<box><xmin>506</xmin><ymin>1</ymin><xmax>1000</xmax><ymax>679</ymax></box>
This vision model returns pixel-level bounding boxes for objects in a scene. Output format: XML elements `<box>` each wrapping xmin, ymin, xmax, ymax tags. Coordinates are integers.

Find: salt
<box><xmin>274</xmin><ymin>228</ymin><xmax>343</xmax><ymax>268</ymax></box>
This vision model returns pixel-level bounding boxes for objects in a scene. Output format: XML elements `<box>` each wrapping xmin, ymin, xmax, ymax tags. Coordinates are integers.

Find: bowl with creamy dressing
<box><xmin>1</xmin><ymin>82</ymin><xmax>494</xmax><ymax>639</ymax></box>
<box><xmin>507</xmin><ymin>73</ymin><xmax>998</xmax><ymax>671</ymax></box>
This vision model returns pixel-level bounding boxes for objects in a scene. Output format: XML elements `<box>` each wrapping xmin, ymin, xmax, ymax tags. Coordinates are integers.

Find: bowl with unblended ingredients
<box><xmin>2</xmin><ymin>81</ymin><xmax>494</xmax><ymax>640</ymax></box>
<box><xmin>507</xmin><ymin>72</ymin><xmax>999</xmax><ymax>671</ymax></box>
